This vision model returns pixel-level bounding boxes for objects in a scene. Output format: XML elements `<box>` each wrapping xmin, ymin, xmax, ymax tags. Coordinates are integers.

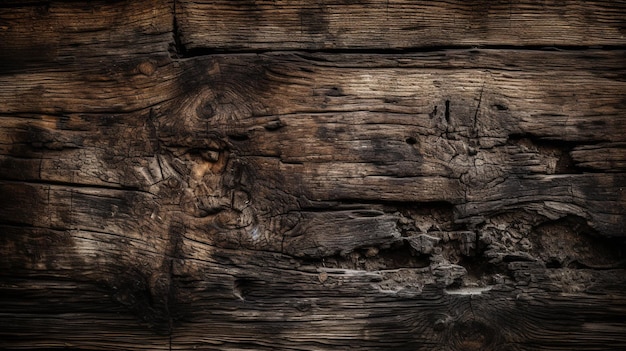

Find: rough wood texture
<box><xmin>176</xmin><ymin>0</ymin><xmax>626</xmax><ymax>51</ymax></box>
<box><xmin>1</xmin><ymin>1</ymin><xmax>626</xmax><ymax>350</ymax></box>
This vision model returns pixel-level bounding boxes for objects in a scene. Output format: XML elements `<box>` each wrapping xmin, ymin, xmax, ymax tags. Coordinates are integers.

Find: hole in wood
<box><xmin>264</xmin><ymin>119</ymin><xmax>283</xmax><ymax>131</ymax></box>
<box><xmin>233</xmin><ymin>278</ymin><xmax>254</xmax><ymax>301</ymax></box>
<box><xmin>325</xmin><ymin>86</ymin><xmax>345</xmax><ymax>97</ymax></box>
<box><xmin>302</xmin><ymin>240</ymin><xmax>431</xmax><ymax>271</ymax></box>
<box><xmin>228</xmin><ymin>134</ymin><xmax>250</xmax><ymax>142</ymax></box>
<box><xmin>531</xmin><ymin>215</ymin><xmax>626</xmax><ymax>270</ymax></box>
<box><xmin>545</xmin><ymin>258</ymin><xmax>562</xmax><ymax>268</ymax></box>
<box><xmin>405</xmin><ymin>136</ymin><xmax>417</xmax><ymax>145</ymax></box>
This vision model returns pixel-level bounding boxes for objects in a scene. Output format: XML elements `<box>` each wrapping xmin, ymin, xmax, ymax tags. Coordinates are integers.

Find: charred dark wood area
<box><xmin>1</xmin><ymin>1</ymin><xmax>625</xmax><ymax>350</ymax></box>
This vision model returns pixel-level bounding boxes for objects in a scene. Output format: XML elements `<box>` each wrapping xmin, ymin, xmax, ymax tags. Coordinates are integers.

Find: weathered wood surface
<box><xmin>1</xmin><ymin>1</ymin><xmax>626</xmax><ymax>350</ymax></box>
<box><xmin>176</xmin><ymin>0</ymin><xmax>626</xmax><ymax>51</ymax></box>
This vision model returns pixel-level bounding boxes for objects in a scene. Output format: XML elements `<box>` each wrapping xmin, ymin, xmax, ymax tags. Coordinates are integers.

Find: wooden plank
<box><xmin>164</xmin><ymin>50</ymin><xmax>626</xmax><ymax>141</ymax></box>
<box><xmin>157</xmin><ymin>50</ymin><xmax>626</xmax><ymax>236</ymax></box>
<box><xmin>4</xmin><ymin>49</ymin><xmax>621</xmax><ymax>236</ymax></box>
<box><xmin>0</xmin><ymin>0</ymin><xmax>173</xmax><ymax>72</ymax></box>
<box><xmin>176</xmin><ymin>0</ymin><xmax>626</xmax><ymax>51</ymax></box>
<box><xmin>166</xmin><ymin>236</ymin><xmax>626</xmax><ymax>350</ymax></box>
<box><xmin>0</xmin><ymin>54</ymin><xmax>178</xmax><ymax>114</ymax></box>
<box><xmin>0</xmin><ymin>212</ymin><xmax>176</xmax><ymax>342</ymax></box>
<box><xmin>3</xmin><ymin>216</ymin><xmax>624</xmax><ymax>349</ymax></box>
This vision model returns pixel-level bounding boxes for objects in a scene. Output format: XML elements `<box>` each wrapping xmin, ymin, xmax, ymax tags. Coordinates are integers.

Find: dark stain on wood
<box><xmin>300</xmin><ymin>4</ymin><xmax>330</xmax><ymax>36</ymax></box>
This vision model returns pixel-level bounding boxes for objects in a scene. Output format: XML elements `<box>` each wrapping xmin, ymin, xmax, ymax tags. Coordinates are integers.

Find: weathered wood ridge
<box><xmin>1</xmin><ymin>1</ymin><xmax>625</xmax><ymax>350</ymax></box>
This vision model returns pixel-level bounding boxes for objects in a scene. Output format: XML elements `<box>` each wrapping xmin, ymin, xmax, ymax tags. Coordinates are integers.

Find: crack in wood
<box><xmin>174</xmin><ymin>45</ymin><xmax>626</xmax><ymax>58</ymax></box>
<box><xmin>169</xmin><ymin>0</ymin><xmax>186</xmax><ymax>59</ymax></box>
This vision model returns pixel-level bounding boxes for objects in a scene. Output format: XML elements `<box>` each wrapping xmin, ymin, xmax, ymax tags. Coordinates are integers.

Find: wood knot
<box><xmin>137</xmin><ymin>60</ymin><xmax>157</xmax><ymax>76</ymax></box>
<box><xmin>196</xmin><ymin>100</ymin><xmax>215</xmax><ymax>119</ymax></box>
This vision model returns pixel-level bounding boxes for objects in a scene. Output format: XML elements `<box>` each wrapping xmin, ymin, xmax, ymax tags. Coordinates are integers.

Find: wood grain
<box><xmin>159</xmin><ymin>51</ymin><xmax>626</xmax><ymax>236</ymax></box>
<box><xmin>176</xmin><ymin>0</ymin><xmax>626</xmax><ymax>51</ymax></box>
<box><xmin>1</xmin><ymin>1</ymin><xmax>625</xmax><ymax>350</ymax></box>
<box><xmin>0</xmin><ymin>0</ymin><xmax>173</xmax><ymax>73</ymax></box>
